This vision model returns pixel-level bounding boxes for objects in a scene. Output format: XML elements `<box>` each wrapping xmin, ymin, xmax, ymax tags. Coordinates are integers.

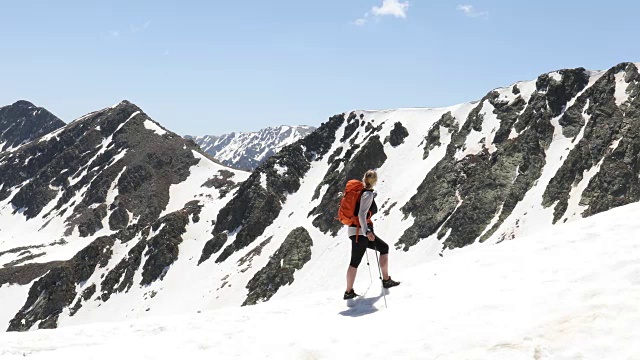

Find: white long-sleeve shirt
<box><xmin>347</xmin><ymin>190</ymin><xmax>374</xmax><ymax>237</ymax></box>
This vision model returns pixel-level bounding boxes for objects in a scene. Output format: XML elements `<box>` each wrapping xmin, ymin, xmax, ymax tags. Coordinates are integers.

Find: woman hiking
<box><xmin>344</xmin><ymin>169</ymin><xmax>400</xmax><ymax>300</ymax></box>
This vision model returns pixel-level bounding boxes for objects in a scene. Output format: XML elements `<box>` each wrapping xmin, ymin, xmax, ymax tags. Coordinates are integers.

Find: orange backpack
<box><xmin>337</xmin><ymin>180</ymin><xmax>368</xmax><ymax>227</ymax></box>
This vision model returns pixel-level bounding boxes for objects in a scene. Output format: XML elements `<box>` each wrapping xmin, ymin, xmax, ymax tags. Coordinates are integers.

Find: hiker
<box><xmin>343</xmin><ymin>169</ymin><xmax>400</xmax><ymax>300</ymax></box>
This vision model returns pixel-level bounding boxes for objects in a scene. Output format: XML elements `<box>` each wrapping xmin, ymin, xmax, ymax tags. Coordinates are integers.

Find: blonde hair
<box><xmin>363</xmin><ymin>170</ymin><xmax>378</xmax><ymax>190</ymax></box>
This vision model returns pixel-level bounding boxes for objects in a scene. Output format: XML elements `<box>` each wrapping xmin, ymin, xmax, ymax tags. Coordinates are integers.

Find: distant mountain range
<box><xmin>186</xmin><ymin>125</ymin><xmax>316</xmax><ymax>171</ymax></box>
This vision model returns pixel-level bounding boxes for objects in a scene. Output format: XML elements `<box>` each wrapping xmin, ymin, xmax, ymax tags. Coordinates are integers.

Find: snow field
<box><xmin>1</xmin><ymin>201</ymin><xmax>639</xmax><ymax>359</ymax></box>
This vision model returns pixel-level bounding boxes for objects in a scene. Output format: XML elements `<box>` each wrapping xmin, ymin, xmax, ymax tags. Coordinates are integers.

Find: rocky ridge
<box><xmin>2</xmin><ymin>62</ymin><xmax>640</xmax><ymax>332</ymax></box>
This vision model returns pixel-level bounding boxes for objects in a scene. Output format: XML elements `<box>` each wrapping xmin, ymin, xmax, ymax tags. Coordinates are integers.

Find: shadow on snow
<box><xmin>339</xmin><ymin>288</ymin><xmax>388</xmax><ymax>317</ymax></box>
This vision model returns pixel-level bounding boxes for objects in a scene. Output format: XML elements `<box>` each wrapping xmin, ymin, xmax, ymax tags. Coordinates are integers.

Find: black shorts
<box><xmin>348</xmin><ymin>232</ymin><xmax>389</xmax><ymax>268</ymax></box>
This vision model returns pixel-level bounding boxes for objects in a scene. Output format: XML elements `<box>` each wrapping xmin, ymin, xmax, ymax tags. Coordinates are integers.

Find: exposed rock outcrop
<box><xmin>243</xmin><ymin>227</ymin><xmax>313</xmax><ymax>306</ymax></box>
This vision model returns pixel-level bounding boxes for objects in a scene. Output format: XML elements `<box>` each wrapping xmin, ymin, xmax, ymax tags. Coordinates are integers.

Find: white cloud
<box><xmin>371</xmin><ymin>0</ymin><xmax>409</xmax><ymax>18</ymax></box>
<box><xmin>457</xmin><ymin>4</ymin><xmax>489</xmax><ymax>18</ymax></box>
<box><xmin>108</xmin><ymin>30</ymin><xmax>120</xmax><ymax>37</ymax></box>
<box><xmin>354</xmin><ymin>0</ymin><xmax>409</xmax><ymax>25</ymax></box>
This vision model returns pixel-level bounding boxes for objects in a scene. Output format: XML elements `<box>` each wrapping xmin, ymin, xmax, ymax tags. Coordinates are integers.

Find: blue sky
<box><xmin>1</xmin><ymin>1</ymin><xmax>639</xmax><ymax>135</ymax></box>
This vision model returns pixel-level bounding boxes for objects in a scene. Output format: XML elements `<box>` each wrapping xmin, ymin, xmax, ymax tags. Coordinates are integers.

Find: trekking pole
<box><xmin>365</xmin><ymin>248</ymin><xmax>373</xmax><ymax>284</ymax></box>
<box><xmin>373</xmin><ymin>242</ymin><xmax>388</xmax><ymax>308</ymax></box>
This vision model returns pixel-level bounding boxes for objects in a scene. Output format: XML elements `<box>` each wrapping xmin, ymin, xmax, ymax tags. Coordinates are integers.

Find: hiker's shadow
<box><xmin>338</xmin><ymin>289</ymin><xmax>388</xmax><ymax>317</ymax></box>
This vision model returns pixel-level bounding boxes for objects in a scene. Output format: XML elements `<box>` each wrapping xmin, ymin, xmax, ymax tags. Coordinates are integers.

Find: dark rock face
<box><xmin>202</xmin><ymin>169</ymin><xmax>237</xmax><ymax>198</ymax></box>
<box><xmin>210</xmin><ymin>170</ymin><xmax>287</xmax><ymax>265</ymax></box>
<box><xmin>423</xmin><ymin>112</ymin><xmax>458</xmax><ymax>159</ymax></box>
<box><xmin>544</xmin><ymin>63</ymin><xmax>640</xmax><ymax>222</ymax></box>
<box><xmin>202</xmin><ymin>169</ymin><xmax>235</xmax><ymax>188</ymax></box>
<box><xmin>406</xmin><ymin>65</ymin><xmax>640</xmax><ymax>249</ymax></box>
<box><xmin>7</xmin><ymin>236</ymin><xmax>114</xmax><ymax>331</ymax></box>
<box><xmin>365</xmin><ymin>120</ymin><xmax>383</xmax><ymax>135</ymax></box>
<box><xmin>396</xmin><ymin>151</ymin><xmax>461</xmax><ymax>250</ymax></box>
<box><xmin>0</xmin><ymin>101</ymin><xmax>201</xmax><ymax>237</ymax></box>
<box><xmin>539</xmin><ymin>68</ymin><xmax>590</xmax><ymax>117</ymax></box>
<box><xmin>69</xmin><ymin>284</ymin><xmax>96</xmax><ymax>316</ymax></box>
<box><xmin>108</xmin><ymin>206</ymin><xmax>130</xmax><ymax>231</ymax></box>
<box><xmin>512</xmin><ymin>85</ymin><xmax>521</xmax><ymax>95</ymax></box>
<box><xmin>385</xmin><ymin>122</ymin><xmax>409</xmax><ymax>147</ymax></box>
<box><xmin>341</xmin><ymin>112</ymin><xmax>359</xmax><ymax>142</ymax></box>
<box><xmin>490</xmin><ymin>92</ymin><xmax>527</xmax><ymax>144</ymax></box>
<box><xmin>243</xmin><ymin>227</ymin><xmax>313</xmax><ymax>306</ymax></box>
<box><xmin>198</xmin><ymin>115</ymin><xmax>343</xmax><ymax>265</ymax></box>
<box><xmin>0</xmin><ymin>100</ymin><xmax>65</xmax><ymax>152</ymax></box>
<box><xmin>397</xmin><ymin>68</ymin><xmax>591</xmax><ymax>251</ymax></box>
<box><xmin>141</xmin><ymin>203</ymin><xmax>202</xmax><ymax>286</ymax></box>
<box><xmin>66</xmin><ymin>204</ymin><xmax>108</xmax><ymax>237</ymax></box>
<box><xmin>311</xmin><ymin>134</ymin><xmax>388</xmax><ymax>235</ymax></box>
<box><xmin>327</xmin><ymin>146</ymin><xmax>344</xmax><ymax>165</ymax></box>
<box><xmin>100</xmin><ymin>240</ymin><xmax>146</xmax><ymax>302</ymax></box>
<box><xmin>0</xmin><ymin>261</ymin><xmax>64</xmax><ymax>288</ymax></box>
<box><xmin>100</xmin><ymin>202</ymin><xmax>201</xmax><ymax>301</ymax></box>
<box><xmin>198</xmin><ymin>232</ymin><xmax>228</xmax><ymax>265</ymax></box>
<box><xmin>10</xmin><ymin>179</ymin><xmax>58</xmax><ymax>219</ymax></box>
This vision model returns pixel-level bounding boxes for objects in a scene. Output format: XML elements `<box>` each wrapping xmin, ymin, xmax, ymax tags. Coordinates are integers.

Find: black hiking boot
<box><xmin>382</xmin><ymin>277</ymin><xmax>400</xmax><ymax>289</ymax></box>
<box><xmin>343</xmin><ymin>289</ymin><xmax>359</xmax><ymax>300</ymax></box>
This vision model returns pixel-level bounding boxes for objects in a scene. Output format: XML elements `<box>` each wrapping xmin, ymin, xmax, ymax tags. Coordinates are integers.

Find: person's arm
<box><xmin>358</xmin><ymin>191</ymin><xmax>373</xmax><ymax>233</ymax></box>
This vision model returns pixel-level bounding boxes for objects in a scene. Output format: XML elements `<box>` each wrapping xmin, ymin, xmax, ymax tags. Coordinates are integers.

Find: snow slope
<box><xmin>2</xmin><ymin>62</ymin><xmax>640</xmax><ymax>335</ymax></box>
<box><xmin>1</xmin><ymin>201</ymin><xmax>639</xmax><ymax>359</ymax></box>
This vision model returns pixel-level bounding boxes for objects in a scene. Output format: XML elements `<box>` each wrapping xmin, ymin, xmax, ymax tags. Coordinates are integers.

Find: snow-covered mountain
<box><xmin>2</xmin><ymin>62</ymin><xmax>640</xmax><ymax>336</ymax></box>
<box><xmin>0</xmin><ymin>100</ymin><xmax>250</xmax><ymax>330</ymax></box>
<box><xmin>0</xmin><ymin>101</ymin><xmax>65</xmax><ymax>152</ymax></box>
<box><xmin>186</xmin><ymin>125</ymin><xmax>316</xmax><ymax>171</ymax></box>
<box><xmin>2</xmin><ymin>201</ymin><xmax>639</xmax><ymax>358</ymax></box>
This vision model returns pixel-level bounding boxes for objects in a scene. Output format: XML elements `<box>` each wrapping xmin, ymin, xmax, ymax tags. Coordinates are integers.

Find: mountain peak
<box><xmin>0</xmin><ymin>101</ymin><xmax>65</xmax><ymax>151</ymax></box>
<box><xmin>111</xmin><ymin>99</ymin><xmax>134</xmax><ymax>108</ymax></box>
<box><xmin>107</xmin><ymin>99</ymin><xmax>142</xmax><ymax>114</ymax></box>
<box><xmin>11</xmin><ymin>100</ymin><xmax>36</xmax><ymax>109</ymax></box>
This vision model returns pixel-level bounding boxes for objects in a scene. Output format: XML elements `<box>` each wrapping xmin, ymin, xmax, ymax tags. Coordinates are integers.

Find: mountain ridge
<box><xmin>1</xmin><ymin>61</ymin><xmax>640</xmax><ymax>332</ymax></box>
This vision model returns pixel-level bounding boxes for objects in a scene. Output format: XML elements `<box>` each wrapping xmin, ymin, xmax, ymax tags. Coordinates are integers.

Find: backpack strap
<box><xmin>355</xmin><ymin>189</ymin><xmax>375</xmax><ymax>240</ymax></box>
<box><xmin>354</xmin><ymin>188</ymin><xmax>374</xmax><ymax>216</ymax></box>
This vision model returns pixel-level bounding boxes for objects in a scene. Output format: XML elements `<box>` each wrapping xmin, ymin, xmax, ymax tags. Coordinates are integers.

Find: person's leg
<box><xmin>346</xmin><ymin>236</ymin><xmax>367</xmax><ymax>292</ymax></box>
<box><xmin>379</xmin><ymin>254</ymin><xmax>389</xmax><ymax>281</ymax></box>
<box><xmin>368</xmin><ymin>235</ymin><xmax>390</xmax><ymax>280</ymax></box>
<box><xmin>346</xmin><ymin>266</ymin><xmax>357</xmax><ymax>292</ymax></box>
